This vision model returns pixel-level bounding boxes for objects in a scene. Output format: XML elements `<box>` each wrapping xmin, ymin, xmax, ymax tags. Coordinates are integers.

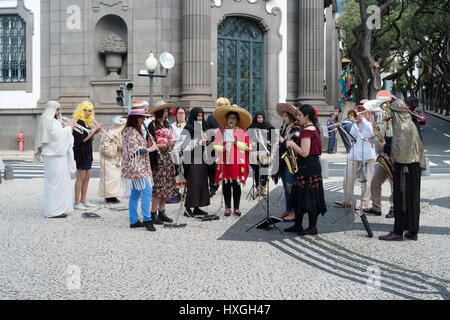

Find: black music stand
<box><xmin>246</xmin><ymin>164</ymin><xmax>283</xmax><ymax>233</ymax></box>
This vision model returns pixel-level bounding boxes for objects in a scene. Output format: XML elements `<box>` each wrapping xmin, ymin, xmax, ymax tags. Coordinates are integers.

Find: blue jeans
<box><xmin>280</xmin><ymin>165</ymin><xmax>295</xmax><ymax>213</ymax></box>
<box><xmin>129</xmin><ymin>180</ymin><xmax>152</xmax><ymax>225</ymax></box>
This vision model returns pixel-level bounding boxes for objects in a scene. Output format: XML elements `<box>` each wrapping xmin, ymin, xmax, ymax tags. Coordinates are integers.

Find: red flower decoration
<box><xmin>172</xmin><ymin>109</ymin><xmax>177</xmax><ymax>117</ymax></box>
<box><xmin>314</xmin><ymin>108</ymin><xmax>318</xmax><ymax>117</ymax></box>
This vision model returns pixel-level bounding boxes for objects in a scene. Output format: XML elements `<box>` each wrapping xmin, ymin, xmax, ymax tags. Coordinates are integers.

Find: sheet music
<box><xmin>223</xmin><ymin>129</ymin><xmax>235</xmax><ymax>143</ymax></box>
<box><xmin>256</xmin><ymin>129</ymin><xmax>270</xmax><ymax>154</ymax></box>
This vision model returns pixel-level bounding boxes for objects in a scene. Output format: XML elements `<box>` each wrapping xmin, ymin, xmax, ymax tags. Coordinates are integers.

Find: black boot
<box><xmin>151</xmin><ymin>212</ymin><xmax>164</xmax><ymax>225</ymax></box>
<box><xmin>194</xmin><ymin>208</ymin><xmax>208</xmax><ymax>216</ymax></box>
<box><xmin>298</xmin><ymin>227</ymin><xmax>318</xmax><ymax>236</ymax></box>
<box><xmin>184</xmin><ymin>207</ymin><xmax>195</xmax><ymax>218</ymax></box>
<box><xmin>158</xmin><ymin>210</ymin><xmax>173</xmax><ymax>223</ymax></box>
<box><xmin>143</xmin><ymin>220</ymin><xmax>156</xmax><ymax>232</ymax></box>
<box><xmin>284</xmin><ymin>224</ymin><xmax>303</xmax><ymax>233</ymax></box>
<box><xmin>130</xmin><ymin>220</ymin><xmax>145</xmax><ymax>229</ymax></box>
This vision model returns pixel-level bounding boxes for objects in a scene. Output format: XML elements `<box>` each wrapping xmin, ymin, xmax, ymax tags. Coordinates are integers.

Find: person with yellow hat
<box><xmin>205</xmin><ymin>98</ymin><xmax>232</xmax><ymax>197</ymax></box>
<box><xmin>213</xmin><ymin>105</ymin><xmax>252</xmax><ymax>217</ymax></box>
<box><xmin>72</xmin><ymin>101</ymin><xmax>104</xmax><ymax>211</ymax></box>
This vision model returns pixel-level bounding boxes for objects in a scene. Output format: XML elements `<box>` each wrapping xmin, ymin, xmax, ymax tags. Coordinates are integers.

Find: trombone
<box><xmin>61</xmin><ymin>117</ymin><xmax>92</xmax><ymax>135</ymax></box>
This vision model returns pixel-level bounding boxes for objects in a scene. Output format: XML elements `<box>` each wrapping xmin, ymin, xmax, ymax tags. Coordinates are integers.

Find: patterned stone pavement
<box><xmin>0</xmin><ymin>176</ymin><xmax>449</xmax><ymax>300</ymax></box>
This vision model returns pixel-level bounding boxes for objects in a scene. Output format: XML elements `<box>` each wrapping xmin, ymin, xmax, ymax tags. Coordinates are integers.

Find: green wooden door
<box><xmin>218</xmin><ymin>17</ymin><xmax>264</xmax><ymax>115</ymax></box>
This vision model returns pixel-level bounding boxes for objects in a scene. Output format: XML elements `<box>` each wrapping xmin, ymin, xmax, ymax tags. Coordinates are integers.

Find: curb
<box><xmin>424</xmin><ymin>110</ymin><xmax>450</xmax><ymax>123</ymax></box>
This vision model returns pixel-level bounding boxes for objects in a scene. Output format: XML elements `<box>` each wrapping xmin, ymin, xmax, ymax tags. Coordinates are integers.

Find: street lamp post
<box><xmin>138</xmin><ymin>51</ymin><xmax>175</xmax><ymax>108</ymax></box>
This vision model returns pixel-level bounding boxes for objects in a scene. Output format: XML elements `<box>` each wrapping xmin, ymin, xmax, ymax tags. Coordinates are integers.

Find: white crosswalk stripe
<box><xmin>7</xmin><ymin>163</ymin><xmax>100</xmax><ymax>179</ymax></box>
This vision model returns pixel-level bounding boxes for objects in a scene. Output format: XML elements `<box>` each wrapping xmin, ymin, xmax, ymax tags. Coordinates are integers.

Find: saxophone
<box><xmin>282</xmin><ymin>123</ymin><xmax>301</xmax><ymax>175</ymax></box>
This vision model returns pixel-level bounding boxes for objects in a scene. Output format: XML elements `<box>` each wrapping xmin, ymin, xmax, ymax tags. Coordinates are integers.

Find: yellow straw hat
<box><xmin>213</xmin><ymin>105</ymin><xmax>252</xmax><ymax>129</ymax></box>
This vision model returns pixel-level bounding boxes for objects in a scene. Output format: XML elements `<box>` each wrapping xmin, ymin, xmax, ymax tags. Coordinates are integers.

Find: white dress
<box><xmin>41</xmin><ymin>120</ymin><xmax>76</xmax><ymax>218</ymax></box>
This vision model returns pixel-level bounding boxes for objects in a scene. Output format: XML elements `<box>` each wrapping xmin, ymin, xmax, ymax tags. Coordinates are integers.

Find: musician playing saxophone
<box><xmin>276</xmin><ymin>103</ymin><xmax>301</xmax><ymax>223</ymax></box>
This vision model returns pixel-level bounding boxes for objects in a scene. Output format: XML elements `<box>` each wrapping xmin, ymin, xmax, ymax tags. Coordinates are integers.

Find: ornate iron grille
<box><xmin>218</xmin><ymin>17</ymin><xmax>264</xmax><ymax>115</ymax></box>
<box><xmin>0</xmin><ymin>15</ymin><xmax>26</xmax><ymax>83</ymax></box>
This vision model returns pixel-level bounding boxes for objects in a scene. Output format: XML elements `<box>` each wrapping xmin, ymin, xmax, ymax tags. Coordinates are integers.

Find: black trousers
<box><xmin>223</xmin><ymin>181</ymin><xmax>242</xmax><ymax>210</ymax></box>
<box><xmin>393</xmin><ymin>162</ymin><xmax>421</xmax><ymax>235</ymax></box>
<box><xmin>250</xmin><ymin>164</ymin><xmax>268</xmax><ymax>187</ymax></box>
<box><xmin>208</xmin><ymin>164</ymin><xmax>218</xmax><ymax>191</ymax></box>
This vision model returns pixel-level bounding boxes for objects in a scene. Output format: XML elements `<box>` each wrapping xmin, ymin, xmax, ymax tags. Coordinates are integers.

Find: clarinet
<box><xmin>144</xmin><ymin>123</ymin><xmax>163</xmax><ymax>161</ymax></box>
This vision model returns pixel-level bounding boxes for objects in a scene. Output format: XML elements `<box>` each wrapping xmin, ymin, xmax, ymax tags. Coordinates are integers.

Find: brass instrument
<box><xmin>372</xmin><ymin>114</ymin><xmax>394</xmax><ymax>180</ymax></box>
<box><xmin>282</xmin><ymin>123</ymin><xmax>301</xmax><ymax>175</ymax></box>
<box><xmin>61</xmin><ymin>117</ymin><xmax>92</xmax><ymax>135</ymax></box>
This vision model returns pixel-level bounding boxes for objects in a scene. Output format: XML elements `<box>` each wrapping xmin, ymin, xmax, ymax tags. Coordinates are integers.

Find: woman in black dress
<box><xmin>248</xmin><ymin>111</ymin><xmax>275</xmax><ymax>196</ymax></box>
<box><xmin>182</xmin><ymin>107</ymin><xmax>211</xmax><ymax>217</ymax></box>
<box><xmin>72</xmin><ymin>101</ymin><xmax>103</xmax><ymax>211</ymax></box>
<box><xmin>285</xmin><ymin>104</ymin><xmax>327</xmax><ymax>235</ymax></box>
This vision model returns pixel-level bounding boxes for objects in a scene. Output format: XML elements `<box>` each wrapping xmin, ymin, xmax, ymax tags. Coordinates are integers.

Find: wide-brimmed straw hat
<box><xmin>213</xmin><ymin>105</ymin><xmax>252</xmax><ymax>129</ymax></box>
<box><xmin>276</xmin><ymin>103</ymin><xmax>298</xmax><ymax>118</ymax></box>
<box><xmin>123</xmin><ymin>101</ymin><xmax>152</xmax><ymax>118</ymax></box>
<box><xmin>149</xmin><ymin>100</ymin><xmax>176</xmax><ymax>115</ymax></box>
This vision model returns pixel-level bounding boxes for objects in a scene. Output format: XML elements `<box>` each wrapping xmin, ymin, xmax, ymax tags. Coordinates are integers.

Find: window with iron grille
<box><xmin>0</xmin><ymin>15</ymin><xmax>26</xmax><ymax>83</ymax></box>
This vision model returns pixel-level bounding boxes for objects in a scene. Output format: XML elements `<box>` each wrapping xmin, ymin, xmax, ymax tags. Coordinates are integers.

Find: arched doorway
<box><xmin>217</xmin><ymin>17</ymin><xmax>264</xmax><ymax>115</ymax></box>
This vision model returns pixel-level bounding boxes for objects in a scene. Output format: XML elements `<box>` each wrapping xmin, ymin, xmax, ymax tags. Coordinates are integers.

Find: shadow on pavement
<box><xmin>218</xmin><ymin>187</ymin><xmax>450</xmax><ymax>242</ymax></box>
<box><xmin>217</xmin><ymin>186</ymin><xmax>450</xmax><ymax>300</ymax></box>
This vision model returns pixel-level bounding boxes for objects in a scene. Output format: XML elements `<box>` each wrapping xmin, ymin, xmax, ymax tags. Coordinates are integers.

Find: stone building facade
<box><xmin>0</xmin><ymin>0</ymin><xmax>341</xmax><ymax>150</ymax></box>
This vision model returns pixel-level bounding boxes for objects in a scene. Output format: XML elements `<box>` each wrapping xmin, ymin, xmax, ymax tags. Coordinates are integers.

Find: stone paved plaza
<box><xmin>0</xmin><ymin>176</ymin><xmax>449</xmax><ymax>300</ymax></box>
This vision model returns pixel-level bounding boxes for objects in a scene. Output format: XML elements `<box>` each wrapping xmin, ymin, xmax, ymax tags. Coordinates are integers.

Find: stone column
<box><xmin>180</xmin><ymin>0</ymin><xmax>214</xmax><ymax>108</ymax></box>
<box><xmin>297</xmin><ymin>0</ymin><xmax>328</xmax><ymax>108</ymax></box>
<box><xmin>325</xmin><ymin>4</ymin><xmax>338</xmax><ymax>107</ymax></box>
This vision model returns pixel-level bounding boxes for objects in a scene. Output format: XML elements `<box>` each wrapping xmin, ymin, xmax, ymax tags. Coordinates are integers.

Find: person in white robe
<box><xmin>98</xmin><ymin>116</ymin><xmax>126</xmax><ymax>203</ymax></box>
<box><xmin>34</xmin><ymin>101</ymin><xmax>77</xmax><ymax>218</ymax></box>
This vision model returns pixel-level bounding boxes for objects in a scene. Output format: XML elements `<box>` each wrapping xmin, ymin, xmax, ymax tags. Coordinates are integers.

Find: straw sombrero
<box><xmin>149</xmin><ymin>100</ymin><xmax>176</xmax><ymax>115</ymax></box>
<box><xmin>213</xmin><ymin>105</ymin><xmax>252</xmax><ymax>129</ymax></box>
<box><xmin>276</xmin><ymin>103</ymin><xmax>298</xmax><ymax>118</ymax></box>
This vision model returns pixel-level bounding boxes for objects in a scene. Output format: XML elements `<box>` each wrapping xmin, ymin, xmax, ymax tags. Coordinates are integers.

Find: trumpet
<box><xmin>61</xmin><ymin>117</ymin><xmax>91</xmax><ymax>135</ymax></box>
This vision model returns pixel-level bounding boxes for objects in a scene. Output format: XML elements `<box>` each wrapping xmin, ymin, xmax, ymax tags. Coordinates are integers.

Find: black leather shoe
<box><xmin>143</xmin><ymin>220</ymin><xmax>156</xmax><ymax>232</ymax></box>
<box><xmin>386</xmin><ymin>210</ymin><xmax>395</xmax><ymax>219</ymax></box>
<box><xmin>130</xmin><ymin>221</ymin><xmax>145</xmax><ymax>228</ymax></box>
<box><xmin>378</xmin><ymin>232</ymin><xmax>403</xmax><ymax>241</ymax></box>
<box><xmin>194</xmin><ymin>208</ymin><xmax>208</xmax><ymax>216</ymax></box>
<box><xmin>158</xmin><ymin>210</ymin><xmax>173</xmax><ymax>223</ymax></box>
<box><xmin>363</xmin><ymin>208</ymin><xmax>382</xmax><ymax>216</ymax></box>
<box><xmin>151</xmin><ymin>212</ymin><xmax>164</xmax><ymax>225</ymax></box>
<box><xmin>184</xmin><ymin>208</ymin><xmax>195</xmax><ymax>218</ymax></box>
<box><xmin>284</xmin><ymin>224</ymin><xmax>303</xmax><ymax>233</ymax></box>
<box><xmin>298</xmin><ymin>227</ymin><xmax>318</xmax><ymax>236</ymax></box>
<box><xmin>404</xmin><ymin>232</ymin><xmax>418</xmax><ymax>241</ymax></box>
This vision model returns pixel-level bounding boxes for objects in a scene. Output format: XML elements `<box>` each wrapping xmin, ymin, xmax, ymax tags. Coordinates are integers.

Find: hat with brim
<box><xmin>122</xmin><ymin>101</ymin><xmax>152</xmax><ymax>118</ymax></box>
<box><xmin>213</xmin><ymin>105</ymin><xmax>252</xmax><ymax>129</ymax></box>
<box><xmin>276</xmin><ymin>103</ymin><xmax>298</xmax><ymax>119</ymax></box>
<box><xmin>149</xmin><ymin>100</ymin><xmax>176</xmax><ymax>115</ymax></box>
